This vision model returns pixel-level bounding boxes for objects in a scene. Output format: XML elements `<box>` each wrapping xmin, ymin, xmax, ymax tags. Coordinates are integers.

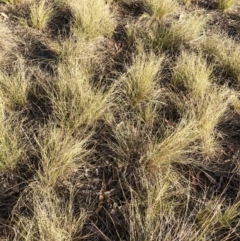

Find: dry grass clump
<box><xmin>0</xmin><ymin>59</ymin><xmax>30</xmax><ymax>112</ymax></box>
<box><xmin>148</xmin><ymin>85</ymin><xmax>234</xmax><ymax>167</ymax></box>
<box><xmin>50</xmin><ymin>36</ymin><xmax>102</xmax><ymax>73</ymax></box>
<box><xmin>65</xmin><ymin>0</ymin><xmax>115</xmax><ymax>40</ymax></box>
<box><xmin>159</xmin><ymin>14</ymin><xmax>208</xmax><ymax>49</ymax></box>
<box><xmin>148</xmin><ymin>119</ymin><xmax>198</xmax><ymax>168</ymax></box>
<box><xmin>201</xmin><ymin>34</ymin><xmax>240</xmax><ymax>87</ymax></box>
<box><xmin>34</xmin><ymin>125</ymin><xmax>91</xmax><ymax>186</ymax></box>
<box><xmin>29</xmin><ymin>0</ymin><xmax>55</xmax><ymax>31</ymax></box>
<box><xmin>127</xmin><ymin>169</ymin><xmax>198</xmax><ymax>241</ymax></box>
<box><xmin>171</xmin><ymin>51</ymin><xmax>213</xmax><ymax>98</ymax></box>
<box><xmin>143</xmin><ymin>0</ymin><xmax>179</xmax><ymax>21</ymax></box>
<box><xmin>15</xmin><ymin>183</ymin><xmax>88</xmax><ymax>241</ymax></box>
<box><xmin>190</xmin><ymin>86</ymin><xmax>234</xmax><ymax>156</ymax></box>
<box><xmin>0</xmin><ymin>64</ymin><xmax>28</xmax><ymax>172</ymax></box>
<box><xmin>117</xmin><ymin>52</ymin><xmax>164</xmax><ymax>107</ymax></box>
<box><xmin>0</xmin><ymin>115</ymin><xmax>27</xmax><ymax>172</ymax></box>
<box><xmin>217</xmin><ymin>0</ymin><xmax>238</xmax><ymax>11</ymax></box>
<box><xmin>131</xmin><ymin>14</ymin><xmax>208</xmax><ymax>51</ymax></box>
<box><xmin>108</xmin><ymin>118</ymin><xmax>154</xmax><ymax>168</ymax></box>
<box><xmin>48</xmin><ymin>61</ymin><xmax>114</xmax><ymax>132</ymax></box>
<box><xmin>136</xmin><ymin>102</ymin><xmax>159</xmax><ymax>128</ymax></box>
<box><xmin>195</xmin><ymin>194</ymin><xmax>240</xmax><ymax>240</ymax></box>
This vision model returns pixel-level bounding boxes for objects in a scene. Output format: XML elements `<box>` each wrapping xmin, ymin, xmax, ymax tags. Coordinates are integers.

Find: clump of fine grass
<box><xmin>34</xmin><ymin>126</ymin><xmax>91</xmax><ymax>186</ymax></box>
<box><xmin>217</xmin><ymin>197</ymin><xmax>240</xmax><ymax>228</ymax></box>
<box><xmin>137</xmin><ymin>102</ymin><xmax>159</xmax><ymax>127</ymax></box>
<box><xmin>217</xmin><ymin>0</ymin><xmax>238</xmax><ymax>11</ymax></box>
<box><xmin>0</xmin><ymin>114</ymin><xmax>27</xmax><ymax>172</ymax></box>
<box><xmin>143</xmin><ymin>0</ymin><xmax>179</xmax><ymax>21</ymax></box>
<box><xmin>50</xmin><ymin>35</ymin><xmax>101</xmax><ymax>70</ymax></box>
<box><xmin>49</xmin><ymin>38</ymin><xmax>115</xmax><ymax>132</ymax></box>
<box><xmin>108</xmin><ymin>118</ymin><xmax>154</xmax><ymax>168</ymax></box>
<box><xmin>30</xmin><ymin>0</ymin><xmax>55</xmax><ymax>31</ymax></box>
<box><xmin>201</xmin><ymin>34</ymin><xmax>240</xmax><ymax>87</ymax></box>
<box><xmin>131</xmin><ymin>14</ymin><xmax>208</xmax><ymax>51</ymax></box>
<box><xmin>189</xmin><ymin>86</ymin><xmax>234</xmax><ymax>156</ymax></box>
<box><xmin>127</xmin><ymin>168</ymin><xmax>199</xmax><ymax>241</ymax></box>
<box><xmin>147</xmin><ymin>86</ymin><xmax>233</xmax><ymax>166</ymax></box>
<box><xmin>171</xmin><ymin>51</ymin><xmax>213</xmax><ymax>98</ymax></box>
<box><xmin>15</xmin><ymin>183</ymin><xmax>88</xmax><ymax>241</ymax></box>
<box><xmin>0</xmin><ymin>59</ymin><xmax>29</xmax><ymax>111</ymax></box>
<box><xmin>159</xmin><ymin>14</ymin><xmax>208</xmax><ymax>49</ymax></box>
<box><xmin>65</xmin><ymin>0</ymin><xmax>115</xmax><ymax>40</ymax></box>
<box><xmin>0</xmin><ymin>65</ymin><xmax>28</xmax><ymax>172</ymax></box>
<box><xmin>148</xmin><ymin>119</ymin><xmax>198</xmax><ymax>168</ymax></box>
<box><xmin>195</xmin><ymin>194</ymin><xmax>240</xmax><ymax>240</ymax></box>
<box><xmin>117</xmin><ymin>53</ymin><xmax>164</xmax><ymax>107</ymax></box>
<box><xmin>47</xmin><ymin>60</ymin><xmax>114</xmax><ymax>132</ymax></box>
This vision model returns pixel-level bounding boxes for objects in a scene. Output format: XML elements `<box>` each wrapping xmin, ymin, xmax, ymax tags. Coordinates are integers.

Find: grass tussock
<box><xmin>128</xmin><ymin>169</ymin><xmax>196</xmax><ymax>241</ymax></box>
<box><xmin>29</xmin><ymin>0</ymin><xmax>55</xmax><ymax>31</ymax></box>
<box><xmin>159</xmin><ymin>14</ymin><xmax>208</xmax><ymax>49</ymax></box>
<box><xmin>217</xmin><ymin>0</ymin><xmax>238</xmax><ymax>11</ymax></box>
<box><xmin>131</xmin><ymin>14</ymin><xmax>208</xmax><ymax>51</ymax></box>
<box><xmin>34</xmin><ymin>126</ymin><xmax>91</xmax><ymax>186</ymax></box>
<box><xmin>15</xmin><ymin>183</ymin><xmax>88</xmax><ymax>241</ymax></box>
<box><xmin>66</xmin><ymin>0</ymin><xmax>115</xmax><ymax>40</ymax></box>
<box><xmin>0</xmin><ymin>59</ymin><xmax>30</xmax><ymax>111</ymax></box>
<box><xmin>143</xmin><ymin>0</ymin><xmax>179</xmax><ymax>21</ymax></box>
<box><xmin>48</xmin><ymin>61</ymin><xmax>114</xmax><ymax>132</ymax></box>
<box><xmin>202</xmin><ymin>34</ymin><xmax>240</xmax><ymax>87</ymax></box>
<box><xmin>117</xmin><ymin>52</ymin><xmax>164</xmax><ymax>107</ymax></box>
<box><xmin>171</xmin><ymin>51</ymin><xmax>213</xmax><ymax>98</ymax></box>
<box><xmin>0</xmin><ymin>115</ymin><xmax>27</xmax><ymax>172</ymax></box>
<box><xmin>149</xmin><ymin>119</ymin><xmax>198</xmax><ymax>168</ymax></box>
<box><xmin>1</xmin><ymin>0</ymin><xmax>240</xmax><ymax>240</ymax></box>
<box><xmin>109</xmin><ymin>118</ymin><xmax>153</xmax><ymax>168</ymax></box>
<box><xmin>190</xmin><ymin>86</ymin><xmax>234</xmax><ymax>156</ymax></box>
